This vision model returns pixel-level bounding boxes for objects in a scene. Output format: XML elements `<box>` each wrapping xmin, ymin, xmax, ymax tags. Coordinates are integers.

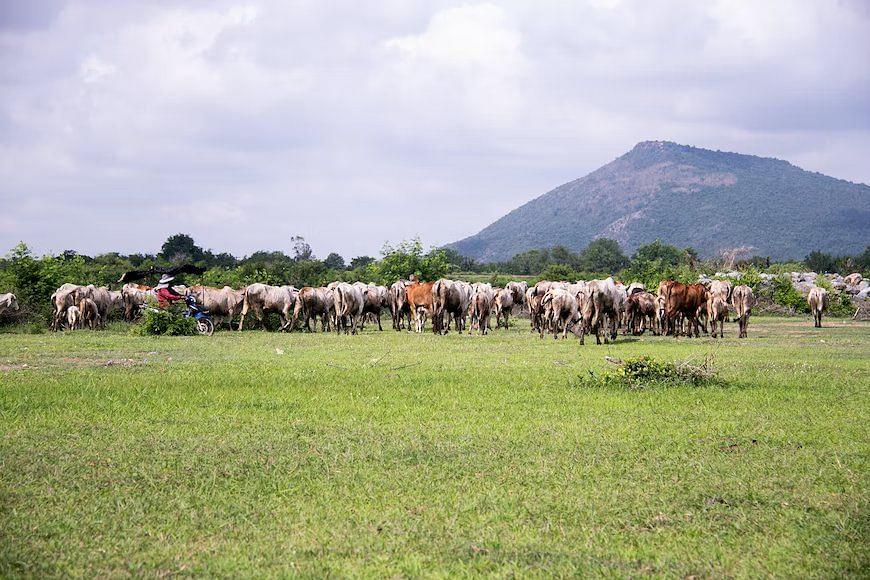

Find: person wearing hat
<box><xmin>154</xmin><ymin>275</ymin><xmax>186</xmax><ymax>308</ymax></box>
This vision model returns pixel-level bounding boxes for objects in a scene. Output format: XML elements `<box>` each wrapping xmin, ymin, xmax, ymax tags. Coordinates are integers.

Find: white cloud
<box><xmin>0</xmin><ymin>0</ymin><xmax>868</xmax><ymax>258</ymax></box>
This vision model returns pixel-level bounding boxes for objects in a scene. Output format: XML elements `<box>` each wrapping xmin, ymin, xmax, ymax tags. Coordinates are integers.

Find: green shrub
<box><xmin>134</xmin><ymin>308</ymin><xmax>197</xmax><ymax>336</ymax></box>
<box><xmin>771</xmin><ymin>275</ymin><xmax>809</xmax><ymax>313</ymax></box>
<box><xmin>577</xmin><ymin>356</ymin><xmax>720</xmax><ymax>390</ymax></box>
<box><xmin>732</xmin><ymin>267</ymin><xmax>762</xmax><ymax>292</ymax></box>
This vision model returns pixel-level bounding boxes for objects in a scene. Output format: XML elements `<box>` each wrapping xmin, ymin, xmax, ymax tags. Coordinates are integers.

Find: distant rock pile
<box><xmin>700</xmin><ymin>271</ymin><xmax>869</xmax><ymax>301</ymax></box>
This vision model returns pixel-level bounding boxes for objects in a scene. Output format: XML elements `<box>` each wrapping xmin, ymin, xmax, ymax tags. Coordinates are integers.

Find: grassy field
<box><xmin>1</xmin><ymin>317</ymin><xmax>867</xmax><ymax>577</ymax></box>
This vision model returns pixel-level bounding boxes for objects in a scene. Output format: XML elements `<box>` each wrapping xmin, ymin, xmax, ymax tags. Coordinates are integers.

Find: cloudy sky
<box><xmin>1</xmin><ymin>0</ymin><xmax>868</xmax><ymax>259</ymax></box>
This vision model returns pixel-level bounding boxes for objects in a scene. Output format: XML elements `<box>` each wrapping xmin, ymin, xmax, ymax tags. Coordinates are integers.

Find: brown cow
<box><xmin>406</xmin><ymin>277</ymin><xmax>436</xmax><ymax>333</ymax></box>
<box><xmin>625</xmin><ymin>291</ymin><xmax>658</xmax><ymax>335</ymax></box>
<box><xmin>661</xmin><ymin>281</ymin><xmax>708</xmax><ymax>338</ymax></box>
<box><xmin>121</xmin><ymin>283</ymin><xmax>153</xmax><ymax>321</ymax></box>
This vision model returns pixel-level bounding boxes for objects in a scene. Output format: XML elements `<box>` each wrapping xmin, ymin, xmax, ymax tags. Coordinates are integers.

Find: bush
<box><xmin>134</xmin><ymin>308</ymin><xmax>197</xmax><ymax>336</ymax></box>
<box><xmin>732</xmin><ymin>267</ymin><xmax>762</xmax><ymax>292</ymax></box>
<box><xmin>577</xmin><ymin>356</ymin><xmax>720</xmax><ymax>390</ymax></box>
<box><xmin>770</xmin><ymin>275</ymin><xmax>809</xmax><ymax>313</ymax></box>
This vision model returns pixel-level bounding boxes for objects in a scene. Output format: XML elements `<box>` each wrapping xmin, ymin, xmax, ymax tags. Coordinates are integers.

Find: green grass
<box><xmin>1</xmin><ymin>317</ymin><xmax>868</xmax><ymax>577</ymax></box>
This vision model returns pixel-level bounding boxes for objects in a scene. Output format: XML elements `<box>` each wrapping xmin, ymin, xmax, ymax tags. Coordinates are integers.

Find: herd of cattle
<box><xmin>0</xmin><ymin>275</ymin><xmax>834</xmax><ymax>340</ymax></box>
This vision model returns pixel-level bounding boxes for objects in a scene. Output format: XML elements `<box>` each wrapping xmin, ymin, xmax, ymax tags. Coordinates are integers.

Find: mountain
<box><xmin>447</xmin><ymin>141</ymin><xmax>870</xmax><ymax>262</ymax></box>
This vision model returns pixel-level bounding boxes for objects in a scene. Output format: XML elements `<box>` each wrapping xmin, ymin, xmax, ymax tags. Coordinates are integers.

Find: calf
<box><xmin>66</xmin><ymin>305</ymin><xmax>82</xmax><ymax>330</ymax></box>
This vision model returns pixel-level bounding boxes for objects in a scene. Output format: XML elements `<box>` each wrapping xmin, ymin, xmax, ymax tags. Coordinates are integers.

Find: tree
<box><xmin>290</xmin><ymin>235</ymin><xmax>313</xmax><ymax>262</ymax></box>
<box><xmin>578</xmin><ymin>238</ymin><xmax>628</xmax><ymax>273</ymax></box>
<box><xmin>377</xmin><ymin>238</ymin><xmax>449</xmax><ymax>282</ymax></box>
<box><xmin>349</xmin><ymin>256</ymin><xmax>375</xmax><ymax>270</ymax></box>
<box><xmin>805</xmin><ymin>250</ymin><xmax>837</xmax><ymax>274</ymax></box>
<box><xmin>540</xmin><ymin>263</ymin><xmax>576</xmax><ymax>282</ymax></box>
<box><xmin>631</xmin><ymin>240</ymin><xmax>684</xmax><ymax>268</ymax></box>
<box><xmin>323</xmin><ymin>252</ymin><xmax>346</xmax><ymax>270</ymax></box>
<box><xmin>853</xmin><ymin>246</ymin><xmax>870</xmax><ymax>271</ymax></box>
<box><xmin>160</xmin><ymin>234</ymin><xmax>204</xmax><ymax>264</ymax></box>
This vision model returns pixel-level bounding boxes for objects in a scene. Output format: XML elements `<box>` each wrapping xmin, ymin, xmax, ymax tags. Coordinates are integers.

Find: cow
<box><xmin>731</xmin><ymin>285</ymin><xmax>755</xmax><ymax>338</ymax></box>
<box><xmin>389</xmin><ymin>280</ymin><xmax>411</xmax><ymax>331</ymax></box>
<box><xmin>579</xmin><ymin>278</ymin><xmax>622</xmax><ymax>345</ymax></box>
<box><xmin>121</xmin><ymin>283</ymin><xmax>153</xmax><ymax>321</ymax></box>
<box><xmin>707</xmin><ymin>295</ymin><xmax>729</xmax><ymax>338</ymax></box>
<box><xmin>78</xmin><ymin>298</ymin><xmax>100</xmax><ymax>330</ymax></box>
<box><xmin>290</xmin><ymin>286</ymin><xmax>333</xmax><ymax>332</ymax></box>
<box><xmin>625</xmin><ymin>291</ymin><xmax>658</xmax><ymax>335</ymax></box>
<box><xmin>239</xmin><ymin>284</ymin><xmax>297</xmax><ymax>330</ymax></box>
<box><xmin>358</xmin><ymin>284</ymin><xmax>389</xmax><ymax>331</ymax></box>
<box><xmin>526</xmin><ymin>281</ymin><xmax>555</xmax><ymax>334</ymax></box>
<box><xmin>660</xmin><ymin>281</ymin><xmax>708</xmax><ymax>338</ymax></box>
<box><xmin>626</xmin><ymin>282</ymin><xmax>646</xmax><ymax>295</ymax></box>
<box><xmin>405</xmin><ymin>277</ymin><xmax>436</xmax><ymax>333</ymax></box>
<box><xmin>0</xmin><ymin>293</ymin><xmax>19</xmax><ymax>319</ymax></box>
<box><xmin>67</xmin><ymin>285</ymin><xmax>111</xmax><ymax>329</ymax></box>
<box><xmin>66</xmin><ymin>305</ymin><xmax>81</xmax><ymax>330</ymax></box>
<box><xmin>504</xmin><ymin>281</ymin><xmax>528</xmax><ymax>311</ymax></box>
<box><xmin>493</xmin><ymin>288</ymin><xmax>515</xmax><ymax>329</ymax></box>
<box><xmin>808</xmin><ymin>286</ymin><xmax>828</xmax><ymax>328</ymax></box>
<box><xmin>51</xmin><ymin>283</ymin><xmax>80</xmax><ymax>330</ymax></box>
<box><xmin>432</xmin><ymin>279</ymin><xmax>472</xmax><ymax>334</ymax></box>
<box><xmin>108</xmin><ymin>290</ymin><xmax>124</xmax><ymax>319</ymax></box>
<box><xmin>332</xmin><ymin>282</ymin><xmax>365</xmax><ymax>334</ymax></box>
<box><xmin>540</xmin><ymin>287</ymin><xmax>580</xmax><ymax>339</ymax></box>
<box><xmin>468</xmin><ymin>283</ymin><xmax>494</xmax><ymax>335</ymax></box>
<box><xmin>188</xmin><ymin>286</ymin><xmax>245</xmax><ymax>330</ymax></box>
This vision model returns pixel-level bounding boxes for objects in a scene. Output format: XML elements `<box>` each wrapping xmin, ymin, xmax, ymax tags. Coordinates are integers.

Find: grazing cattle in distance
<box><xmin>468</xmin><ymin>283</ymin><xmax>494</xmax><ymax>335</ymax></box>
<box><xmin>78</xmin><ymin>298</ymin><xmax>100</xmax><ymax>330</ymax></box>
<box><xmin>188</xmin><ymin>286</ymin><xmax>244</xmax><ymax>330</ymax></box>
<box><xmin>290</xmin><ymin>286</ymin><xmax>333</xmax><ymax>332</ymax></box>
<box><xmin>108</xmin><ymin>290</ymin><xmax>124</xmax><ymax>318</ymax></box>
<box><xmin>0</xmin><ymin>293</ymin><xmax>19</xmax><ymax>319</ymax></box>
<box><xmin>580</xmin><ymin>278</ymin><xmax>621</xmax><ymax>345</ymax></box>
<box><xmin>493</xmin><ymin>288</ymin><xmax>515</xmax><ymax>329</ymax></box>
<box><xmin>731</xmin><ymin>285</ymin><xmax>756</xmax><ymax>338</ymax></box>
<box><xmin>121</xmin><ymin>283</ymin><xmax>153</xmax><ymax>321</ymax></box>
<box><xmin>51</xmin><ymin>283</ymin><xmax>80</xmax><ymax>330</ymax></box>
<box><xmin>432</xmin><ymin>279</ymin><xmax>472</xmax><ymax>333</ymax></box>
<box><xmin>239</xmin><ymin>284</ymin><xmax>297</xmax><ymax>330</ymax></box>
<box><xmin>406</xmin><ymin>277</ymin><xmax>436</xmax><ymax>333</ymax></box>
<box><xmin>661</xmin><ymin>281</ymin><xmax>708</xmax><ymax>337</ymax></box>
<box><xmin>708</xmin><ymin>295</ymin><xmax>729</xmax><ymax>338</ymax></box>
<box><xmin>332</xmin><ymin>282</ymin><xmax>365</xmax><ymax>334</ymax></box>
<box><xmin>807</xmin><ymin>286</ymin><xmax>828</xmax><ymax>328</ymax></box>
<box><xmin>389</xmin><ymin>280</ymin><xmax>411</xmax><ymax>331</ymax></box>
<box><xmin>625</xmin><ymin>291</ymin><xmax>658</xmax><ymax>335</ymax></box>
<box><xmin>66</xmin><ymin>305</ymin><xmax>81</xmax><ymax>330</ymax></box>
<box><xmin>70</xmin><ymin>285</ymin><xmax>111</xmax><ymax>329</ymax></box>
<box><xmin>541</xmin><ymin>287</ymin><xmax>580</xmax><ymax>340</ymax></box>
<box><xmin>505</xmin><ymin>281</ymin><xmax>528</xmax><ymax>311</ymax></box>
<box><xmin>359</xmin><ymin>284</ymin><xmax>389</xmax><ymax>331</ymax></box>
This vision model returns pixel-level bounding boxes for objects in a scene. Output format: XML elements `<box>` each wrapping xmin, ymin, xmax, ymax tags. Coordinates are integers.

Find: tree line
<box><xmin>1</xmin><ymin>233</ymin><xmax>867</xmax><ymax>323</ymax></box>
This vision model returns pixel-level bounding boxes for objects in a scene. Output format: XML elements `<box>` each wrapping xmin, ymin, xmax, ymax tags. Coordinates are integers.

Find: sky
<box><xmin>1</xmin><ymin>0</ymin><xmax>868</xmax><ymax>260</ymax></box>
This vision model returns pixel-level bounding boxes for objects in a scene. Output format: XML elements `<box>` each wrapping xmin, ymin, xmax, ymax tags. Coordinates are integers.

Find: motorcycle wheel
<box><xmin>197</xmin><ymin>318</ymin><xmax>214</xmax><ymax>336</ymax></box>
